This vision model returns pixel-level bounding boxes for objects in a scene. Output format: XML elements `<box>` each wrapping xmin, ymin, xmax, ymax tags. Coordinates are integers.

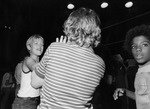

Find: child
<box><xmin>113</xmin><ymin>24</ymin><xmax>150</xmax><ymax>109</ymax></box>
<box><xmin>12</xmin><ymin>34</ymin><xmax>44</xmax><ymax>109</ymax></box>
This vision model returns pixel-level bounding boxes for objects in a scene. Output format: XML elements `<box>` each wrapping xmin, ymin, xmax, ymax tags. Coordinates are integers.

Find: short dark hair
<box><xmin>124</xmin><ymin>24</ymin><xmax>150</xmax><ymax>54</ymax></box>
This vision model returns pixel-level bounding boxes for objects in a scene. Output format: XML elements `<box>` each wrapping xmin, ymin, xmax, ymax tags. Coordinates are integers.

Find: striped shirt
<box><xmin>36</xmin><ymin>42</ymin><xmax>105</xmax><ymax>109</ymax></box>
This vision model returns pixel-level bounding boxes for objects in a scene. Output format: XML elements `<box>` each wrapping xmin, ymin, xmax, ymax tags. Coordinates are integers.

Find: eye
<box><xmin>131</xmin><ymin>45</ymin><xmax>136</xmax><ymax>49</ymax></box>
<box><xmin>142</xmin><ymin>43</ymin><xmax>148</xmax><ymax>47</ymax></box>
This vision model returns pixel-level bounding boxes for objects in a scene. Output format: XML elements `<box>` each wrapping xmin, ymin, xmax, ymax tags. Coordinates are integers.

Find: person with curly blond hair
<box><xmin>31</xmin><ymin>7</ymin><xmax>105</xmax><ymax>109</ymax></box>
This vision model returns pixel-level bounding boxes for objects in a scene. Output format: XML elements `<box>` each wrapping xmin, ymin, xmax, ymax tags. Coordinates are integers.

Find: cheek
<box><xmin>131</xmin><ymin>49</ymin><xmax>136</xmax><ymax>56</ymax></box>
<box><xmin>41</xmin><ymin>47</ymin><xmax>44</xmax><ymax>52</ymax></box>
<box><xmin>145</xmin><ymin>48</ymin><xmax>150</xmax><ymax>58</ymax></box>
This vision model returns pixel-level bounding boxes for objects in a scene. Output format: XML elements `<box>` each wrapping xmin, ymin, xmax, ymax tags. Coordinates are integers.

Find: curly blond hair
<box><xmin>63</xmin><ymin>7</ymin><xmax>101</xmax><ymax>48</ymax></box>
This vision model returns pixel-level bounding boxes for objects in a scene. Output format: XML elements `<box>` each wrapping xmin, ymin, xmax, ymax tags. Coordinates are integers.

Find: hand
<box><xmin>113</xmin><ymin>88</ymin><xmax>125</xmax><ymax>100</ymax></box>
<box><xmin>12</xmin><ymin>83</ymin><xmax>15</xmax><ymax>88</ymax></box>
<box><xmin>56</xmin><ymin>35</ymin><xmax>67</xmax><ymax>43</ymax></box>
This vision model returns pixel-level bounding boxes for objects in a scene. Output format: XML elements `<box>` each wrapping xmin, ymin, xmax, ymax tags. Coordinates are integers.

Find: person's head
<box><xmin>63</xmin><ymin>7</ymin><xmax>101</xmax><ymax>48</ymax></box>
<box><xmin>26</xmin><ymin>34</ymin><xmax>44</xmax><ymax>56</ymax></box>
<box><xmin>124</xmin><ymin>24</ymin><xmax>150</xmax><ymax>65</ymax></box>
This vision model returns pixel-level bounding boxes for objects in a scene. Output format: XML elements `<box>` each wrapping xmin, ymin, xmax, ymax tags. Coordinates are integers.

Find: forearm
<box><xmin>5</xmin><ymin>80</ymin><xmax>14</xmax><ymax>85</ymax></box>
<box><xmin>31</xmin><ymin>70</ymin><xmax>44</xmax><ymax>89</ymax></box>
<box><xmin>125</xmin><ymin>89</ymin><xmax>135</xmax><ymax>100</ymax></box>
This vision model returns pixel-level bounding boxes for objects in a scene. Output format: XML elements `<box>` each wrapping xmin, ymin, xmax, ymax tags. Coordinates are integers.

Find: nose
<box><xmin>136</xmin><ymin>46</ymin><xmax>142</xmax><ymax>52</ymax></box>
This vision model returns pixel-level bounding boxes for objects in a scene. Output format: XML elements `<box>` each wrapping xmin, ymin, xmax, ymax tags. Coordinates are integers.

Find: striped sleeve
<box><xmin>35</xmin><ymin>45</ymin><xmax>51</xmax><ymax>79</ymax></box>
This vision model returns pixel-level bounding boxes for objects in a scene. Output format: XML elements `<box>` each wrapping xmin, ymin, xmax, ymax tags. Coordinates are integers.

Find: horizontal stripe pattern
<box><xmin>37</xmin><ymin>42</ymin><xmax>105</xmax><ymax>109</ymax></box>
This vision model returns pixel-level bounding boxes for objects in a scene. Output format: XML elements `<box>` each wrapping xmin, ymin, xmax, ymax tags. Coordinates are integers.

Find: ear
<box><xmin>27</xmin><ymin>45</ymin><xmax>31</xmax><ymax>50</ymax></box>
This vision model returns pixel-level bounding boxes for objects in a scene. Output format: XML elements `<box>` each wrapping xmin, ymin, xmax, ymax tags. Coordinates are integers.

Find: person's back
<box><xmin>31</xmin><ymin>7</ymin><xmax>105</xmax><ymax>109</ymax></box>
<box><xmin>39</xmin><ymin>42</ymin><xmax>105</xmax><ymax>109</ymax></box>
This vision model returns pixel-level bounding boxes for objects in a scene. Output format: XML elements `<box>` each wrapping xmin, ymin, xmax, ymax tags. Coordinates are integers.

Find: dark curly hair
<box><xmin>124</xmin><ymin>24</ymin><xmax>150</xmax><ymax>54</ymax></box>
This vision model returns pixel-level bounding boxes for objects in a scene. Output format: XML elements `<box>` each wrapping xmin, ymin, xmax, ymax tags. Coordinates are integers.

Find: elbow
<box><xmin>31</xmin><ymin>81</ymin><xmax>39</xmax><ymax>89</ymax></box>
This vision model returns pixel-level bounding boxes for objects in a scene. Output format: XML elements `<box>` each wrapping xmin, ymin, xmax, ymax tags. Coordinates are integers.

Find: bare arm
<box><xmin>31</xmin><ymin>69</ymin><xmax>44</xmax><ymax>89</ymax></box>
<box><xmin>24</xmin><ymin>57</ymin><xmax>43</xmax><ymax>88</ymax></box>
<box><xmin>25</xmin><ymin>57</ymin><xmax>37</xmax><ymax>71</ymax></box>
<box><xmin>31</xmin><ymin>36</ymin><xmax>67</xmax><ymax>88</ymax></box>
<box><xmin>113</xmin><ymin>88</ymin><xmax>135</xmax><ymax>100</ymax></box>
<box><xmin>14</xmin><ymin>63</ymin><xmax>22</xmax><ymax>84</ymax></box>
<box><xmin>125</xmin><ymin>89</ymin><xmax>135</xmax><ymax>100</ymax></box>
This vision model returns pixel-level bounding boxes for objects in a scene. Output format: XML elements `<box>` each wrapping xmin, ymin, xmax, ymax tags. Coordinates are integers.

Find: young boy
<box><xmin>113</xmin><ymin>24</ymin><xmax>150</xmax><ymax>109</ymax></box>
<box><xmin>12</xmin><ymin>34</ymin><xmax>44</xmax><ymax>109</ymax></box>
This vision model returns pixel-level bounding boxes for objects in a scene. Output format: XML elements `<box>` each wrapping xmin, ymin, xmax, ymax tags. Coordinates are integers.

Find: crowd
<box><xmin>1</xmin><ymin>7</ymin><xmax>150</xmax><ymax>109</ymax></box>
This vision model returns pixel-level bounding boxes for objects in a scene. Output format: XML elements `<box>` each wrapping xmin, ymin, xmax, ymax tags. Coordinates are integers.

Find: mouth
<box><xmin>37</xmin><ymin>49</ymin><xmax>41</xmax><ymax>52</ymax></box>
<box><xmin>135</xmin><ymin>54</ymin><xmax>143</xmax><ymax>60</ymax></box>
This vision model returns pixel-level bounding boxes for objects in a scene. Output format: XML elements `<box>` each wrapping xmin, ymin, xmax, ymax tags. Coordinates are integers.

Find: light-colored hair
<box><xmin>26</xmin><ymin>34</ymin><xmax>44</xmax><ymax>52</ymax></box>
<box><xmin>63</xmin><ymin>7</ymin><xmax>101</xmax><ymax>48</ymax></box>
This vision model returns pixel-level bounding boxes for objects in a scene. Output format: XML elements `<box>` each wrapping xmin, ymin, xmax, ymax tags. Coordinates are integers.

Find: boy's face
<box><xmin>30</xmin><ymin>38</ymin><xmax>44</xmax><ymax>56</ymax></box>
<box><xmin>131</xmin><ymin>35</ymin><xmax>150</xmax><ymax>65</ymax></box>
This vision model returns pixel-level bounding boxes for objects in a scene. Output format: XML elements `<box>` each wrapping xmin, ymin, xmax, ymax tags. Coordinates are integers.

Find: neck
<box><xmin>139</xmin><ymin>61</ymin><xmax>150</xmax><ymax>68</ymax></box>
<box><xmin>30</xmin><ymin>54</ymin><xmax>39</xmax><ymax>62</ymax></box>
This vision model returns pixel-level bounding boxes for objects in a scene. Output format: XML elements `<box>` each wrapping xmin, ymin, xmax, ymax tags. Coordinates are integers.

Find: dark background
<box><xmin>0</xmin><ymin>0</ymin><xmax>150</xmax><ymax>72</ymax></box>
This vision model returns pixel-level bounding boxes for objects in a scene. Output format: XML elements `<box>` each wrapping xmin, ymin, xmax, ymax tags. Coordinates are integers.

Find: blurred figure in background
<box><xmin>112</xmin><ymin>54</ymin><xmax>128</xmax><ymax>109</ymax></box>
<box><xmin>1</xmin><ymin>71</ymin><xmax>15</xmax><ymax>109</ymax></box>
<box><xmin>92</xmin><ymin>44</ymin><xmax>115</xmax><ymax>109</ymax></box>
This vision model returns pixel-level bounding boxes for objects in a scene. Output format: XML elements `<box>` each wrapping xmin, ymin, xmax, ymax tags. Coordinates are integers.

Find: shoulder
<box><xmin>25</xmin><ymin>57</ymin><xmax>35</xmax><ymax>64</ymax></box>
<box><xmin>23</xmin><ymin>57</ymin><xmax>36</xmax><ymax>70</ymax></box>
<box><xmin>49</xmin><ymin>42</ymin><xmax>68</xmax><ymax>48</ymax></box>
<box><xmin>97</xmin><ymin>55</ymin><xmax>105</xmax><ymax>68</ymax></box>
<box><xmin>46</xmin><ymin>42</ymin><xmax>69</xmax><ymax>52</ymax></box>
<box><xmin>15</xmin><ymin>62</ymin><xmax>23</xmax><ymax>68</ymax></box>
<box><xmin>92</xmin><ymin>54</ymin><xmax>105</xmax><ymax>72</ymax></box>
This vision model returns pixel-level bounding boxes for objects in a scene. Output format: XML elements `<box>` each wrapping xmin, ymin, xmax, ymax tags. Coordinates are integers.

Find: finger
<box><xmin>119</xmin><ymin>93</ymin><xmax>123</xmax><ymax>96</ymax></box>
<box><xmin>120</xmin><ymin>90</ymin><xmax>124</xmax><ymax>93</ymax></box>
<box><xmin>113</xmin><ymin>94</ymin><xmax>115</xmax><ymax>99</ymax></box>
<box><xmin>118</xmin><ymin>88</ymin><xmax>124</xmax><ymax>93</ymax></box>
<box><xmin>60</xmin><ymin>35</ymin><xmax>64</xmax><ymax>42</ymax></box>
<box><xmin>56</xmin><ymin>38</ymin><xmax>59</xmax><ymax>42</ymax></box>
<box><xmin>63</xmin><ymin>37</ymin><xmax>67</xmax><ymax>43</ymax></box>
<box><xmin>114</xmin><ymin>96</ymin><xmax>118</xmax><ymax>100</ymax></box>
<box><xmin>113</xmin><ymin>92</ymin><xmax>118</xmax><ymax>100</ymax></box>
<box><xmin>113</xmin><ymin>94</ymin><xmax>118</xmax><ymax>100</ymax></box>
